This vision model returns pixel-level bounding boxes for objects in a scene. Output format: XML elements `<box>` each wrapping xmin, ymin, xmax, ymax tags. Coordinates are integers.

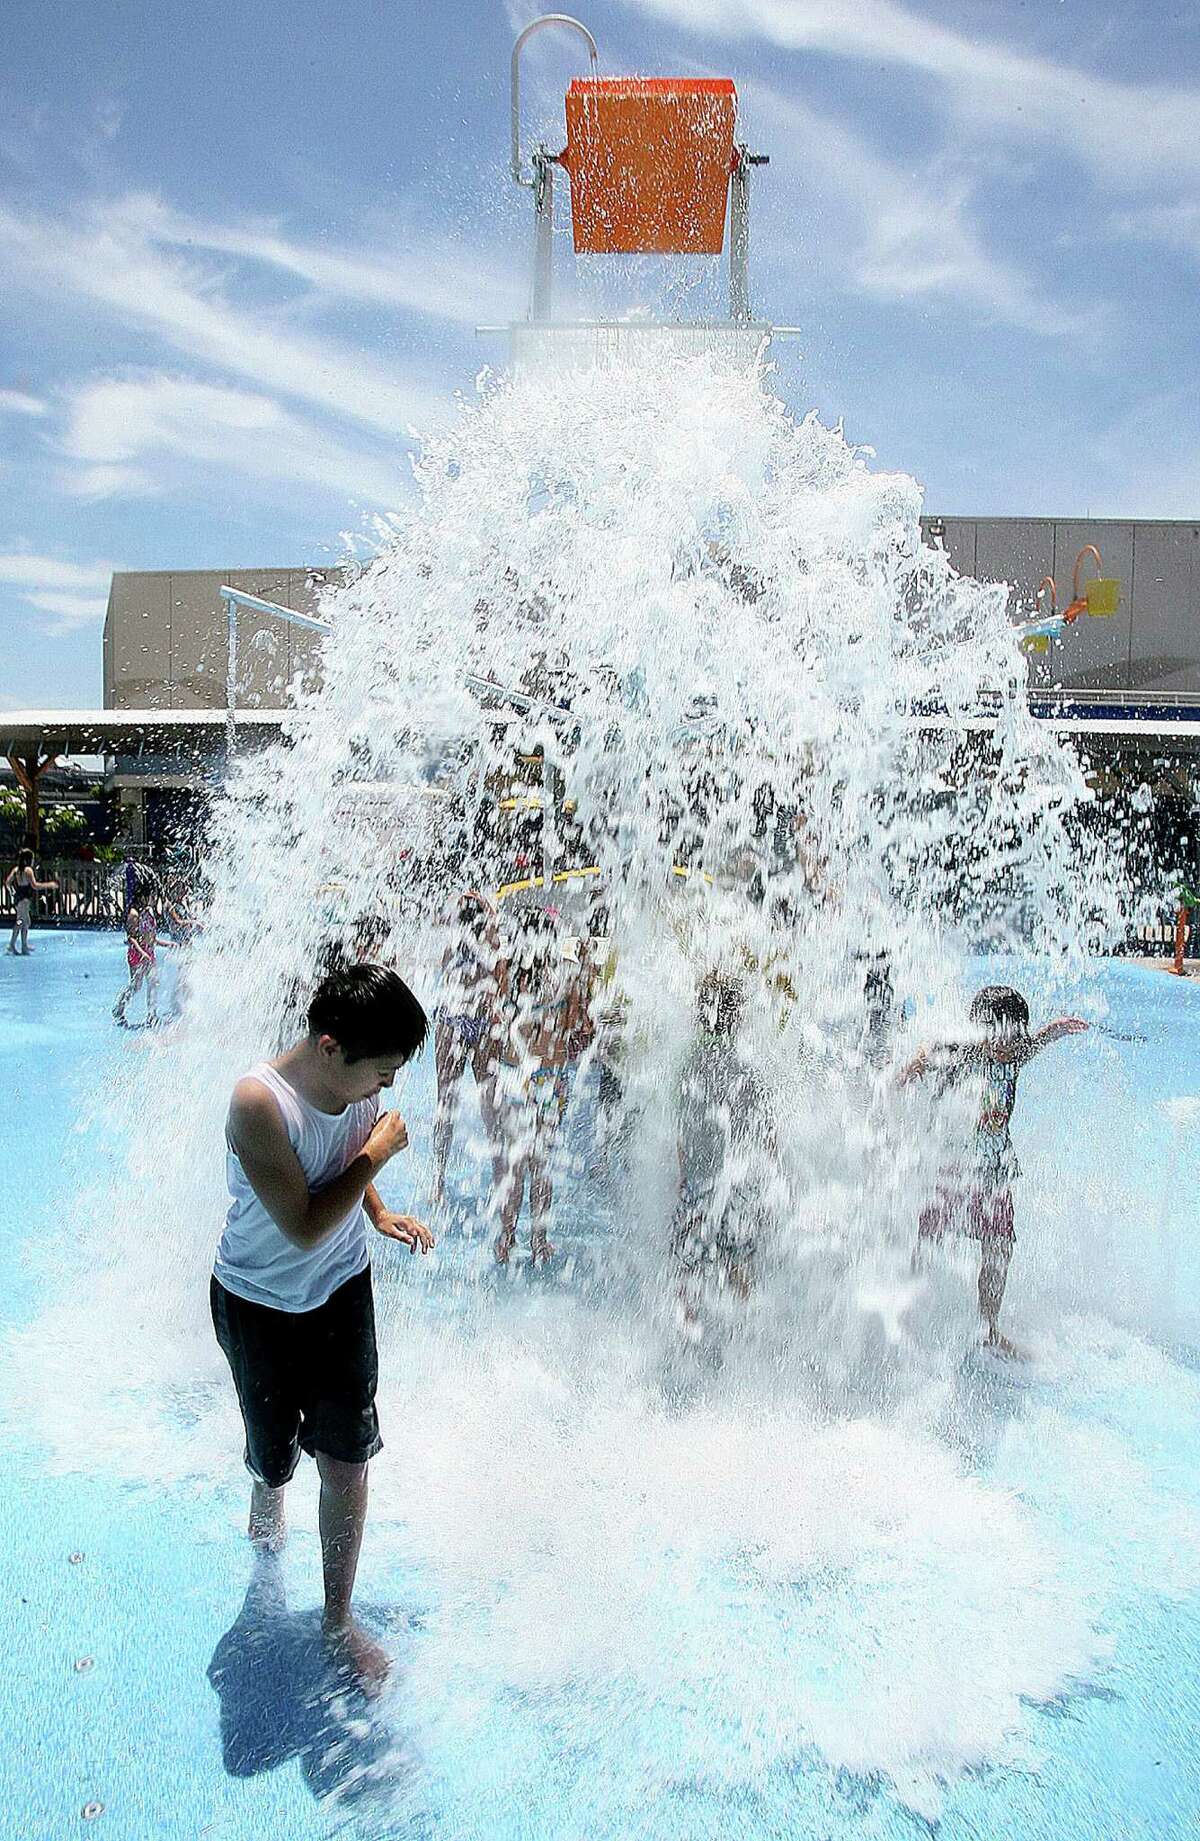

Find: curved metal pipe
<box><xmin>511</xmin><ymin>13</ymin><xmax>598</xmax><ymax>186</ymax></box>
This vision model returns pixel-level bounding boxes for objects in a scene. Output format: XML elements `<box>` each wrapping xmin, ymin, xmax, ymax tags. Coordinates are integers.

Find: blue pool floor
<box><xmin>2</xmin><ymin>931</ymin><xmax>1200</xmax><ymax>1840</ymax></box>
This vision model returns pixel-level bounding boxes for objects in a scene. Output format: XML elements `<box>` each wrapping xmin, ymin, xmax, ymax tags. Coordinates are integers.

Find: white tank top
<box><xmin>214</xmin><ymin>1061</ymin><xmax>379</xmax><ymax>1313</ymax></box>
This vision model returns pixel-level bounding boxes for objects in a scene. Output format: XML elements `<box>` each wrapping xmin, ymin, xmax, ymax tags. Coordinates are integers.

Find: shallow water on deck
<box><xmin>1</xmin><ymin>934</ymin><xmax>1199</xmax><ymax>1839</ymax></box>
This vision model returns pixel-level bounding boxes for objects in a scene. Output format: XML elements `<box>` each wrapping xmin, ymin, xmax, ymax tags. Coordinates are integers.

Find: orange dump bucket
<box><xmin>562</xmin><ymin>78</ymin><xmax>736</xmax><ymax>255</ymax></box>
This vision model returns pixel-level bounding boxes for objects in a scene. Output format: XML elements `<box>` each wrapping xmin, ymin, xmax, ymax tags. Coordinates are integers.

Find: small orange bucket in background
<box><xmin>562</xmin><ymin>77</ymin><xmax>737</xmax><ymax>255</ymax></box>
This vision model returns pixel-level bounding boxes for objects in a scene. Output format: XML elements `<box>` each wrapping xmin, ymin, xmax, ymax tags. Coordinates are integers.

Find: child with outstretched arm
<box><xmin>212</xmin><ymin>963</ymin><xmax>433</xmax><ymax>1691</ymax></box>
<box><xmin>900</xmin><ymin>985</ymin><xmax>1088</xmax><ymax>1359</ymax></box>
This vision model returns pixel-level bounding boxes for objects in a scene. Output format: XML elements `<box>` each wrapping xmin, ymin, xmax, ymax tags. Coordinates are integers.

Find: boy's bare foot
<box><xmin>530</xmin><ymin>1236</ymin><xmax>555</xmax><ymax>1265</ymax></box>
<box><xmin>323</xmin><ymin>1614</ymin><xmax>391</xmax><ymax>1693</ymax></box>
<box><xmin>248</xmin><ymin>1482</ymin><xmax>286</xmax><ymax>1551</ymax></box>
<box><xmin>494</xmin><ymin>1228</ymin><xmax>515</xmax><ymax>1265</ymax></box>
<box><xmin>985</xmin><ymin>1329</ymin><xmax>1029</xmax><ymax>1362</ymax></box>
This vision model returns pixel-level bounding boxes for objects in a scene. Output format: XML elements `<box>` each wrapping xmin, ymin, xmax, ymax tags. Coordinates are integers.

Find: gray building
<box><xmin>101</xmin><ymin>524</ymin><xmax>1200</xmax><ymax>716</ymax></box>
<box><xmin>103</xmin><ymin>567</ymin><xmax>346</xmax><ymax>711</ymax></box>
<box><xmin>97</xmin><ymin>567</ymin><xmax>345</xmax><ymax>845</ymax></box>
<box><xmin>924</xmin><ymin>517</ymin><xmax>1200</xmax><ymax>698</ymax></box>
<box><xmin>7</xmin><ymin>524</ymin><xmax>1196</xmax><ymax>891</ymax></box>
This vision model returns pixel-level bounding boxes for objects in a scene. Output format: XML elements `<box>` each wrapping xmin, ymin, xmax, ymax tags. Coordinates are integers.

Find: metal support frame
<box><xmin>512</xmin><ymin>15</ymin><xmax>598</xmax><ymax>325</ymax></box>
<box><xmin>531</xmin><ymin>149</ymin><xmax>556</xmax><ymax>322</ymax></box>
<box><xmin>729</xmin><ymin>146</ymin><xmax>768</xmax><ymax>324</ymax></box>
<box><xmin>220</xmin><ymin>585</ymin><xmax>332</xmax><ymax>758</ymax></box>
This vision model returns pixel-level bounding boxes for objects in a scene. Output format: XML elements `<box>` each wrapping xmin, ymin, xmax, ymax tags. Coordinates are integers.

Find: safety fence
<box><xmin>1</xmin><ymin>861</ymin><xmax>125</xmax><ymax>927</ymax></box>
<box><xmin>1113</xmin><ymin>909</ymin><xmax>1200</xmax><ymax>962</ymax></box>
<box><xmin>5</xmin><ymin>863</ymin><xmax>1199</xmax><ymax>960</ymax></box>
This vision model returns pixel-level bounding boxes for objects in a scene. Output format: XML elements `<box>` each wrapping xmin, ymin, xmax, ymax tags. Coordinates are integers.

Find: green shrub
<box><xmin>0</xmin><ymin>789</ymin><xmax>25</xmax><ymax>828</ymax></box>
<box><xmin>44</xmin><ymin>804</ymin><xmax>87</xmax><ymax>839</ymax></box>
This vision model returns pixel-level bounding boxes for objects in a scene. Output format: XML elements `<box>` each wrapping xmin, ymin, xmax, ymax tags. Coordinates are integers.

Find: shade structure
<box><xmin>562</xmin><ymin>78</ymin><xmax>737</xmax><ymax>255</ymax></box>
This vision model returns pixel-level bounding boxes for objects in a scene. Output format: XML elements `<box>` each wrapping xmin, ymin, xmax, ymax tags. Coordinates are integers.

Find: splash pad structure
<box><xmin>7</xmin><ymin>21</ymin><xmax>1200</xmax><ymax>1841</ymax></box>
<box><xmin>494</xmin><ymin>12</ymin><xmax>795</xmax><ymax>363</ymax></box>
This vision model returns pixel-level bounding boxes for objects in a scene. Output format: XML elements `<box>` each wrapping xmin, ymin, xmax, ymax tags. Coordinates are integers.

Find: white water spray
<box><xmin>16</xmin><ymin>346</ymin><xmax>1193</xmax><ymax>1830</ymax></box>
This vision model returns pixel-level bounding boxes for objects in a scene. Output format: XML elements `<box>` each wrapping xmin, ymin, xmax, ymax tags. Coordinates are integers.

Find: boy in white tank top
<box><xmin>213</xmin><ymin>963</ymin><xmax>432</xmax><ymax>1691</ymax></box>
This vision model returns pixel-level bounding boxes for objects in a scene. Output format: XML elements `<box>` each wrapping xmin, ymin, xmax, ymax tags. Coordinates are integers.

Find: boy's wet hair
<box><xmin>969</xmin><ymin>985</ymin><xmax>1030</xmax><ymax>1033</ymax></box>
<box><xmin>308</xmin><ymin>963</ymin><xmax>428</xmax><ymax>1064</ymax></box>
<box><xmin>17</xmin><ymin>848</ymin><xmax>33</xmax><ymax>868</ymax></box>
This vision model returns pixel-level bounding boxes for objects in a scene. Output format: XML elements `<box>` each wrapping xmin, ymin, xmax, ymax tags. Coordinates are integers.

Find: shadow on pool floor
<box><xmin>207</xmin><ymin>1552</ymin><xmax>423</xmax><ymax>1824</ymax></box>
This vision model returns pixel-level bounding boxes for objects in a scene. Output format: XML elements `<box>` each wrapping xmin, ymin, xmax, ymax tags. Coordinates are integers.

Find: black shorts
<box><xmin>210</xmin><ymin>1266</ymin><xmax>383</xmax><ymax>1489</ymax></box>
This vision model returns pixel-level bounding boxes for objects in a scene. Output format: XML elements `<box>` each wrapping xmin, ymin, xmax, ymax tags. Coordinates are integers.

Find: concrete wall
<box><xmin>104</xmin><ymin>524</ymin><xmax>1200</xmax><ymax>709</ymax></box>
<box><xmin>103</xmin><ymin>568</ymin><xmax>345</xmax><ymax>710</ymax></box>
<box><xmin>920</xmin><ymin>518</ymin><xmax>1200</xmax><ymax>695</ymax></box>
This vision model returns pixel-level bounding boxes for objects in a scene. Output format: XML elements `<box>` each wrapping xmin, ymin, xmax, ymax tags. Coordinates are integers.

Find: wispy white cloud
<box><xmin>1107</xmin><ymin>201</ymin><xmax>1200</xmax><ymax>264</ymax></box>
<box><xmin>58</xmin><ymin>373</ymin><xmax>406</xmax><ymax>508</ymax></box>
<box><xmin>94</xmin><ymin>97</ymin><xmax>123</xmax><ymax>143</ymax></box>
<box><xmin>0</xmin><ymin>553</ymin><xmax>114</xmax><ymax>594</ymax></box>
<box><xmin>0</xmin><ymin>388</ymin><xmax>46</xmax><ymax>417</ymax></box>
<box><xmin>746</xmin><ymin>80</ymin><xmax>1093</xmax><ymax>337</ymax></box>
<box><xmin>25</xmin><ymin>590</ymin><xmax>110</xmax><ymax>631</ymax></box>
<box><xmin>0</xmin><ymin>196</ymin><xmax>449</xmax><ymax>439</ymax></box>
<box><xmin>621</xmin><ymin>0</ymin><xmax>1200</xmax><ymax>194</ymax></box>
<box><xmin>118</xmin><ymin>193</ymin><xmax>525</xmax><ymax>329</ymax></box>
<box><xmin>0</xmin><ymin>551</ymin><xmax>117</xmax><ymax>634</ymax></box>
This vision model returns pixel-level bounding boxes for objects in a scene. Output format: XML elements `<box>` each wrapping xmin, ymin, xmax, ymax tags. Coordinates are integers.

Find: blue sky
<box><xmin>2</xmin><ymin>0</ymin><xmax>1198</xmax><ymax>708</ymax></box>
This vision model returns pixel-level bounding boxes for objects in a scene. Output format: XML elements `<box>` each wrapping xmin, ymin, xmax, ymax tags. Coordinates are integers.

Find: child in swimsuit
<box><xmin>432</xmin><ymin>892</ymin><xmax>505</xmax><ymax>1206</ymax></box>
<box><xmin>672</xmin><ymin>970</ymin><xmax>778</xmax><ymax>1338</ymax></box>
<box><xmin>900</xmin><ymin>985</ymin><xmax>1088</xmax><ymax>1357</ymax></box>
<box><xmin>113</xmin><ymin>887</ymin><xmax>162</xmax><ymax>1027</ymax></box>
<box><xmin>493</xmin><ymin>908</ymin><xmax>591</xmax><ymax>1266</ymax></box>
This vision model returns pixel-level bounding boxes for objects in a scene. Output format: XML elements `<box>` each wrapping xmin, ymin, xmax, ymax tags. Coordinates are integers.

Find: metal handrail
<box><xmin>511</xmin><ymin>13</ymin><xmax>598</xmax><ymax>186</ymax></box>
<box><xmin>218</xmin><ymin>584</ymin><xmax>332</xmax><ymax>636</ymax></box>
<box><xmin>220</xmin><ymin>585</ymin><xmax>333</xmax><ymax>755</ymax></box>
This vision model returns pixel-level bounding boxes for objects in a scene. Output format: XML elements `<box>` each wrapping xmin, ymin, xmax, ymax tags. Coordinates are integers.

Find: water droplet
<box><xmin>74</xmin><ymin>1656</ymin><xmax>95</xmax><ymax>1673</ymax></box>
<box><xmin>68</xmin><ymin>1551</ymin><xmax>85</xmax><ymax>1564</ymax></box>
<box><xmin>81</xmin><ymin>1801</ymin><xmax>104</xmax><ymax>1820</ymax></box>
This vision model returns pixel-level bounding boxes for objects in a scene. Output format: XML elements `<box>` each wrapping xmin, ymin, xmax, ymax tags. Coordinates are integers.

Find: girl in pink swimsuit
<box><xmin>113</xmin><ymin>891</ymin><xmax>161</xmax><ymax>1028</ymax></box>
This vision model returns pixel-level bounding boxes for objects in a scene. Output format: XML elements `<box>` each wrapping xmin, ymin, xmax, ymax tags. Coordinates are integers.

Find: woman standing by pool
<box><xmin>5</xmin><ymin>849</ymin><xmax>57</xmax><ymax>956</ymax></box>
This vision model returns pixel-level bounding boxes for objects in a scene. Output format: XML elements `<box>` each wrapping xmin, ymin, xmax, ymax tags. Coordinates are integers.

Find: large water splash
<box><xmin>16</xmin><ymin>344</ymin><xmax>1188</xmax><ymax>1828</ymax></box>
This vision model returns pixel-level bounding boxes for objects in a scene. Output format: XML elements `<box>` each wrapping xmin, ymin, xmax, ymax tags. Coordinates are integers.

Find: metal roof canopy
<box><xmin>1</xmin><ymin>710</ymin><xmax>288</xmax><ymax>758</ymax></box>
<box><xmin>8</xmin><ymin>704</ymin><xmax>1200</xmax><ymax>757</ymax></box>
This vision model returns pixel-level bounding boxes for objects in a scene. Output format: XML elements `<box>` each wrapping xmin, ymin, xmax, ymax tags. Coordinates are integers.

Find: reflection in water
<box><xmin>207</xmin><ymin>1553</ymin><xmax>422</xmax><ymax>1830</ymax></box>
